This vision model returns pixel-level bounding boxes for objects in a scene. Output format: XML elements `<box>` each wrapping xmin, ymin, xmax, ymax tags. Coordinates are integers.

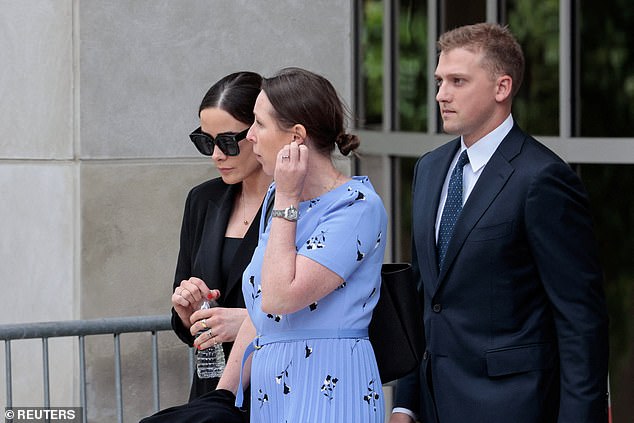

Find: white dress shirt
<box><xmin>434</xmin><ymin>114</ymin><xmax>514</xmax><ymax>241</ymax></box>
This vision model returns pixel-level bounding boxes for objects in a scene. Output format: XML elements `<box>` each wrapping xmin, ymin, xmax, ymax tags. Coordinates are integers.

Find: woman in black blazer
<box><xmin>170</xmin><ymin>72</ymin><xmax>272</xmax><ymax>401</ymax></box>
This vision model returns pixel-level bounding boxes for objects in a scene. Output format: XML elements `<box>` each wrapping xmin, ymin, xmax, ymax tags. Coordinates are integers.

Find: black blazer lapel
<box><xmin>194</xmin><ymin>184</ymin><xmax>236</xmax><ymax>291</ymax></box>
<box><xmin>438</xmin><ymin>126</ymin><xmax>525</xmax><ymax>282</ymax></box>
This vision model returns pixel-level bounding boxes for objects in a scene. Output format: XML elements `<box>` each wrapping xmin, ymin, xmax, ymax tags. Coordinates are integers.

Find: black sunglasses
<box><xmin>189</xmin><ymin>127</ymin><xmax>249</xmax><ymax>156</ymax></box>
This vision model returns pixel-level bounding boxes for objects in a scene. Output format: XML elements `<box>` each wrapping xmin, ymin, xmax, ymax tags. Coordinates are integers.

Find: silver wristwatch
<box><xmin>271</xmin><ymin>205</ymin><xmax>299</xmax><ymax>221</ymax></box>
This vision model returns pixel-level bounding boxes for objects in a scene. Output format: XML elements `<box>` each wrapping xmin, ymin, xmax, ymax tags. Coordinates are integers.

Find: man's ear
<box><xmin>291</xmin><ymin>124</ymin><xmax>307</xmax><ymax>144</ymax></box>
<box><xmin>495</xmin><ymin>75</ymin><xmax>513</xmax><ymax>103</ymax></box>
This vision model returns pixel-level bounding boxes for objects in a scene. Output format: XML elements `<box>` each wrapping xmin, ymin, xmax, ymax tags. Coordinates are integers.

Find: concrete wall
<box><xmin>0</xmin><ymin>0</ymin><xmax>77</xmax><ymax>409</ymax></box>
<box><xmin>1</xmin><ymin>1</ymin><xmax>354</xmax><ymax>421</ymax></box>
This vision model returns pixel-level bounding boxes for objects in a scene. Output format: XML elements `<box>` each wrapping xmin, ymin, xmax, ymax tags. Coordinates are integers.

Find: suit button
<box><xmin>432</xmin><ymin>303</ymin><xmax>442</xmax><ymax>313</ymax></box>
<box><xmin>423</xmin><ymin>351</ymin><xmax>429</xmax><ymax>360</ymax></box>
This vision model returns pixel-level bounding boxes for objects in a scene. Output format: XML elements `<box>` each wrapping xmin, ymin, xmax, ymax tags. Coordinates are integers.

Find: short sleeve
<box><xmin>297</xmin><ymin>183</ymin><xmax>386</xmax><ymax>281</ymax></box>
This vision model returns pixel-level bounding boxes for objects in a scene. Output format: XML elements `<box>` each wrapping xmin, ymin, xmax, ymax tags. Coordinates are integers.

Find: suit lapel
<box><xmin>196</xmin><ymin>184</ymin><xmax>236</xmax><ymax>292</ymax></box>
<box><xmin>415</xmin><ymin>139</ymin><xmax>461</xmax><ymax>288</ymax></box>
<box><xmin>437</xmin><ymin>126</ymin><xmax>524</xmax><ymax>283</ymax></box>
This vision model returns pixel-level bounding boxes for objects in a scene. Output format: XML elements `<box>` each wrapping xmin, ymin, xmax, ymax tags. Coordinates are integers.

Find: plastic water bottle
<box><xmin>196</xmin><ymin>297</ymin><xmax>226</xmax><ymax>379</ymax></box>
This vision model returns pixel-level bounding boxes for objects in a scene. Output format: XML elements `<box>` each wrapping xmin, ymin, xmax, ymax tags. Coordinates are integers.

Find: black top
<box><xmin>221</xmin><ymin>237</ymin><xmax>242</xmax><ymax>285</ymax></box>
<box><xmin>170</xmin><ymin>177</ymin><xmax>262</xmax><ymax>406</ymax></box>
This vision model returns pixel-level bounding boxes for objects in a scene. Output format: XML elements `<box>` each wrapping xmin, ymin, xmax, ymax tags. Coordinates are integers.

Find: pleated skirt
<box><xmin>249</xmin><ymin>337</ymin><xmax>384</xmax><ymax>422</ymax></box>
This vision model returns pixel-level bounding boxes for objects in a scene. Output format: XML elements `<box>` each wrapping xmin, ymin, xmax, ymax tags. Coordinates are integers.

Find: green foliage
<box><xmin>361</xmin><ymin>0</ymin><xmax>384</xmax><ymax>128</ymax></box>
<box><xmin>507</xmin><ymin>0</ymin><xmax>559</xmax><ymax>135</ymax></box>
<box><xmin>398</xmin><ymin>0</ymin><xmax>428</xmax><ymax>131</ymax></box>
<box><xmin>361</xmin><ymin>0</ymin><xmax>428</xmax><ymax>130</ymax></box>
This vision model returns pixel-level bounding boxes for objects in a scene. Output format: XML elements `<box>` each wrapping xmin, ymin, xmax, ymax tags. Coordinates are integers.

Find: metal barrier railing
<box><xmin>1</xmin><ymin>316</ymin><xmax>402</xmax><ymax>423</ymax></box>
<box><xmin>0</xmin><ymin>315</ymin><xmax>189</xmax><ymax>423</ymax></box>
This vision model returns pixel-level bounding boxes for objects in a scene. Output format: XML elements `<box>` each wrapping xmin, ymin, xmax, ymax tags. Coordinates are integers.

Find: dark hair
<box><xmin>198</xmin><ymin>71</ymin><xmax>262</xmax><ymax>125</ymax></box>
<box><xmin>438</xmin><ymin>23</ymin><xmax>525</xmax><ymax>97</ymax></box>
<box><xmin>261</xmin><ymin>67</ymin><xmax>359</xmax><ymax>156</ymax></box>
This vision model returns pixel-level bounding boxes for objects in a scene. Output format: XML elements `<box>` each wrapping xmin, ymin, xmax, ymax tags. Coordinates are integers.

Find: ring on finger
<box><xmin>207</xmin><ymin>330</ymin><xmax>214</xmax><ymax>341</ymax></box>
<box><xmin>281</xmin><ymin>154</ymin><xmax>290</xmax><ymax>160</ymax></box>
<box><xmin>200</xmin><ymin>318</ymin><xmax>208</xmax><ymax>329</ymax></box>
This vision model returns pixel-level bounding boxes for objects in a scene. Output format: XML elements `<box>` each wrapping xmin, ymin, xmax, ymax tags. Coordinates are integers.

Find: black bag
<box><xmin>369</xmin><ymin>262</ymin><xmax>425</xmax><ymax>383</ymax></box>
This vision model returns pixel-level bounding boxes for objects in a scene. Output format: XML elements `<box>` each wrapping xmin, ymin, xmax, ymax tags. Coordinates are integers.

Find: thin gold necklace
<box><xmin>325</xmin><ymin>172</ymin><xmax>342</xmax><ymax>192</ymax></box>
<box><xmin>241</xmin><ymin>189</ymin><xmax>248</xmax><ymax>225</ymax></box>
<box><xmin>299</xmin><ymin>172</ymin><xmax>343</xmax><ymax>202</ymax></box>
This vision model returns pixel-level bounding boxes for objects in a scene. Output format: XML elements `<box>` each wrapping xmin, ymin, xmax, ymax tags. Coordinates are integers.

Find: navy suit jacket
<box><xmin>171</xmin><ymin>177</ymin><xmax>262</xmax><ymax>402</ymax></box>
<box><xmin>395</xmin><ymin>125</ymin><xmax>609</xmax><ymax>423</ymax></box>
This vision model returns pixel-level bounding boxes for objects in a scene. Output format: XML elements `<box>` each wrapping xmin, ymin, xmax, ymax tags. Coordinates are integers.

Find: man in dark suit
<box><xmin>390</xmin><ymin>23</ymin><xmax>609</xmax><ymax>423</ymax></box>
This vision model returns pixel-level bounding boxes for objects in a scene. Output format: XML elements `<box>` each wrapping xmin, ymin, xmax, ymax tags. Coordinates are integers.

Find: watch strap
<box><xmin>271</xmin><ymin>204</ymin><xmax>298</xmax><ymax>221</ymax></box>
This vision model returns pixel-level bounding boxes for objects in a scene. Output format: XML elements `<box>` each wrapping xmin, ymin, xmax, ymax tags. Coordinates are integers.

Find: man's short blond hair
<box><xmin>438</xmin><ymin>22</ymin><xmax>525</xmax><ymax>97</ymax></box>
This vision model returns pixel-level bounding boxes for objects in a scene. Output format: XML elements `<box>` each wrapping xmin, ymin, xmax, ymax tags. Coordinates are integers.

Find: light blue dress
<box><xmin>241</xmin><ymin>176</ymin><xmax>388</xmax><ymax>422</ymax></box>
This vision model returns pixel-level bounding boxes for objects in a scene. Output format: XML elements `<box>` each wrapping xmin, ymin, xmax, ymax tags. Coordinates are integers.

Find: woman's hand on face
<box><xmin>171</xmin><ymin>278</ymin><xmax>216</xmax><ymax>329</ymax></box>
<box><xmin>190</xmin><ymin>307</ymin><xmax>248</xmax><ymax>349</ymax></box>
<box><xmin>274</xmin><ymin>140</ymin><xmax>308</xmax><ymax>199</ymax></box>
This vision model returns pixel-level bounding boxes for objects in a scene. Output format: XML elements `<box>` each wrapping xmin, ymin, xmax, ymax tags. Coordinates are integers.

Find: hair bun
<box><xmin>335</xmin><ymin>133</ymin><xmax>360</xmax><ymax>156</ymax></box>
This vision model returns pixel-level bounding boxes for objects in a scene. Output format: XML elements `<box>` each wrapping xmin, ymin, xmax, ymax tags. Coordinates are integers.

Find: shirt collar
<box><xmin>460</xmin><ymin>114</ymin><xmax>514</xmax><ymax>173</ymax></box>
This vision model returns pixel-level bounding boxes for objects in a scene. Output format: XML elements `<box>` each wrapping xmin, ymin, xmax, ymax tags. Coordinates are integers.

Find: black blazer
<box><xmin>171</xmin><ymin>177</ymin><xmax>262</xmax><ymax>402</ymax></box>
<box><xmin>395</xmin><ymin>124</ymin><xmax>609</xmax><ymax>423</ymax></box>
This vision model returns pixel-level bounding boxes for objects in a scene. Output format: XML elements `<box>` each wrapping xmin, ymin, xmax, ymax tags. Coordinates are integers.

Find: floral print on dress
<box><xmin>356</xmin><ymin>236</ymin><xmax>366</xmax><ymax>261</ymax></box>
<box><xmin>306</xmin><ymin>231</ymin><xmax>326</xmax><ymax>250</ymax></box>
<box><xmin>275</xmin><ymin>361</ymin><xmax>292</xmax><ymax>395</ymax></box>
<box><xmin>351</xmin><ymin>339</ymin><xmax>362</xmax><ymax>355</ymax></box>
<box><xmin>346</xmin><ymin>188</ymin><xmax>366</xmax><ymax>207</ymax></box>
<box><xmin>320</xmin><ymin>375</ymin><xmax>339</xmax><ymax>402</ymax></box>
<box><xmin>248</xmin><ymin>275</ymin><xmax>261</xmax><ymax>307</ymax></box>
<box><xmin>363</xmin><ymin>379</ymin><xmax>381</xmax><ymax>412</ymax></box>
<box><xmin>256</xmin><ymin>388</ymin><xmax>268</xmax><ymax>409</ymax></box>
<box><xmin>363</xmin><ymin>287</ymin><xmax>377</xmax><ymax>310</ymax></box>
<box><xmin>375</xmin><ymin>231</ymin><xmax>382</xmax><ymax>250</ymax></box>
<box><xmin>306</xmin><ymin>198</ymin><xmax>320</xmax><ymax>212</ymax></box>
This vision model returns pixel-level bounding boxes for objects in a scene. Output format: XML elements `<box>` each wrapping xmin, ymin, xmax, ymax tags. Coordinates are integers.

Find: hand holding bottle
<box><xmin>172</xmin><ymin>277</ymin><xmax>216</xmax><ymax>329</ymax></box>
<box><xmin>192</xmin><ymin>293</ymin><xmax>226</xmax><ymax>379</ymax></box>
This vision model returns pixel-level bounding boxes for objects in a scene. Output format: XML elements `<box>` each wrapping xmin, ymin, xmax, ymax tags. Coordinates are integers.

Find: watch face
<box><xmin>272</xmin><ymin>205</ymin><xmax>298</xmax><ymax>221</ymax></box>
<box><xmin>287</xmin><ymin>207</ymin><xmax>298</xmax><ymax>219</ymax></box>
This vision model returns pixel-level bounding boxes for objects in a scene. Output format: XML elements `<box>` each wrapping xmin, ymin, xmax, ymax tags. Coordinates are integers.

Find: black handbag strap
<box><xmin>264</xmin><ymin>191</ymin><xmax>275</xmax><ymax>229</ymax></box>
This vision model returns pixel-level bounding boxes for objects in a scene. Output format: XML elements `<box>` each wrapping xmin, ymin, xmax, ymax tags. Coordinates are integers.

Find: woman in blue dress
<box><xmin>192</xmin><ymin>67</ymin><xmax>388</xmax><ymax>422</ymax></box>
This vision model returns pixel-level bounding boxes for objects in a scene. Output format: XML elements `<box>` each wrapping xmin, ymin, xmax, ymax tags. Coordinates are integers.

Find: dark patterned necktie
<box><xmin>437</xmin><ymin>150</ymin><xmax>470</xmax><ymax>267</ymax></box>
